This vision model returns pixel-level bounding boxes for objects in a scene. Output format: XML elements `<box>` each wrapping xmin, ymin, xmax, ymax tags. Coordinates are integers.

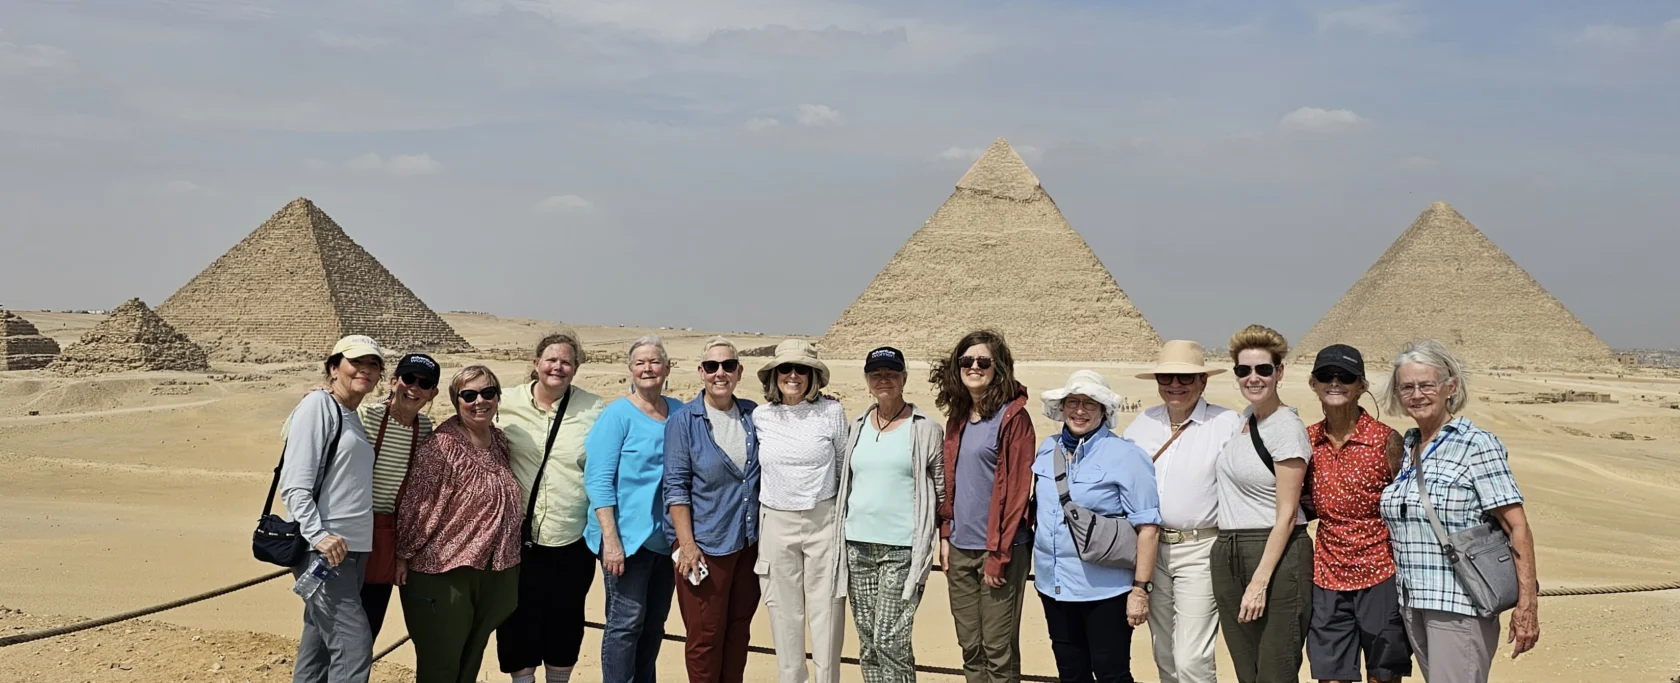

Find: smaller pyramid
<box><xmin>1295</xmin><ymin>202</ymin><xmax>1616</xmax><ymax>371</ymax></box>
<box><xmin>1</xmin><ymin>310</ymin><xmax>61</xmax><ymax>370</ymax></box>
<box><xmin>49</xmin><ymin>299</ymin><xmax>210</xmax><ymax>376</ymax></box>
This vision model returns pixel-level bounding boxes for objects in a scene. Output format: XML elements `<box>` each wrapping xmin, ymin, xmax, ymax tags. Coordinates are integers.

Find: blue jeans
<box><xmin>601</xmin><ymin>548</ymin><xmax>677</xmax><ymax>683</ymax></box>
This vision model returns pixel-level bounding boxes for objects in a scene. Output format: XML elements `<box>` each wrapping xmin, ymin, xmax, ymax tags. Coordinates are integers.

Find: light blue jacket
<box><xmin>1032</xmin><ymin>427</ymin><xmax>1162</xmax><ymax>602</ymax></box>
<box><xmin>584</xmin><ymin>396</ymin><xmax>684</xmax><ymax>556</ymax></box>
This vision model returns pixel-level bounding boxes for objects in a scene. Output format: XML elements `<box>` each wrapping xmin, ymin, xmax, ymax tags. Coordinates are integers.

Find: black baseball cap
<box><xmin>1312</xmin><ymin>344</ymin><xmax>1365</xmax><ymax>378</ymax></box>
<box><xmin>394</xmin><ymin>353</ymin><xmax>442</xmax><ymax>386</ymax></box>
<box><xmin>864</xmin><ymin>346</ymin><xmax>907</xmax><ymax>373</ymax></box>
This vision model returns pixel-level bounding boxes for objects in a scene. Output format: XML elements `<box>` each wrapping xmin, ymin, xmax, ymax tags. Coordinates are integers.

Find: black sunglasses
<box><xmin>1155</xmin><ymin>373</ymin><xmax>1202</xmax><ymax>386</ymax></box>
<box><xmin>700</xmin><ymin>359</ymin><xmax>741</xmax><ymax>374</ymax></box>
<box><xmin>399</xmin><ymin>373</ymin><xmax>438</xmax><ymax>391</ymax></box>
<box><xmin>1233</xmin><ymin>363</ymin><xmax>1276</xmax><ymax>378</ymax></box>
<box><xmin>1312</xmin><ymin>368</ymin><xmax>1361</xmax><ymax>385</ymax></box>
<box><xmin>776</xmin><ymin>363</ymin><xmax>812</xmax><ymax>376</ymax></box>
<box><xmin>458</xmin><ymin>386</ymin><xmax>502</xmax><ymax>404</ymax></box>
<box><xmin>957</xmin><ymin>356</ymin><xmax>994</xmax><ymax>370</ymax></box>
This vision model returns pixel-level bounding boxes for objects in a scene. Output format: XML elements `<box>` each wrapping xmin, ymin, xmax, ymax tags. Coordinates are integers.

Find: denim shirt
<box><xmin>1032</xmin><ymin>427</ymin><xmax>1163</xmax><ymax>602</ymax></box>
<box><xmin>663</xmin><ymin>393</ymin><xmax>761</xmax><ymax>557</ymax></box>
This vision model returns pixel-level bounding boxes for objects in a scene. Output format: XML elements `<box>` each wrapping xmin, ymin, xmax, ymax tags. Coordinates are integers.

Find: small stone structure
<box><xmin>49</xmin><ymin>299</ymin><xmax>210</xmax><ymax>375</ymax></box>
<box><xmin>1</xmin><ymin>310</ymin><xmax>61</xmax><ymax>370</ymax></box>
<box><xmin>1294</xmin><ymin>202</ymin><xmax>1618</xmax><ymax>372</ymax></box>
<box><xmin>156</xmin><ymin>198</ymin><xmax>473</xmax><ymax>357</ymax></box>
<box><xmin>822</xmin><ymin>139</ymin><xmax>1162</xmax><ymax>361</ymax></box>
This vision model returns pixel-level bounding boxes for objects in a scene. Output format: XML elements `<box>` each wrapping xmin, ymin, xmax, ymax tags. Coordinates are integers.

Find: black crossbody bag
<box><xmin>522</xmin><ymin>386</ymin><xmax>573</xmax><ymax>548</ymax></box>
<box><xmin>253</xmin><ymin>403</ymin><xmax>345</xmax><ymax>567</ymax></box>
<box><xmin>1248</xmin><ymin>413</ymin><xmax>1317</xmax><ymax>521</ymax></box>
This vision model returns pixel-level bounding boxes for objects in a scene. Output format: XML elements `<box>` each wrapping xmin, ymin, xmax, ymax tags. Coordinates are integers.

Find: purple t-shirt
<box><xmin>951</xmin><ymin>404</ymin><xmax>1029</xmax><ymax>551</ymax></box>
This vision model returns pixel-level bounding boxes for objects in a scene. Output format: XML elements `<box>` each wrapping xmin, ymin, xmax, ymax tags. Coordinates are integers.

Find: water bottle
<box><xmin>292</xmin><ymin>557</ymin><xmax>339</xmax><ymax>602</ymax></box>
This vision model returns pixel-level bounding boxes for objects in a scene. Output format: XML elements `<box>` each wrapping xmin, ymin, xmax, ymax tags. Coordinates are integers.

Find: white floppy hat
<box><xmin>756</xmin><ymin>339</ymin><xmax>830</xmax><ymax>389</ymax></box>
<box><xmin>1134</xmin><ymin>340</ymin><xmax>1226</xmax><ymax>379</ymax></box>
<box><xmin>1042</xmin><ymin>369</ymin><xmax>1124</xmax><ymax>429</ymax></box>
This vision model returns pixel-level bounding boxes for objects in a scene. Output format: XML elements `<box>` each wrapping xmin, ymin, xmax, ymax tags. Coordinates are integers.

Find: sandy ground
<box><xmin>2</xmin><ymin>312</ymin><xmax>1678</xmax><ymax>682</ymax></box>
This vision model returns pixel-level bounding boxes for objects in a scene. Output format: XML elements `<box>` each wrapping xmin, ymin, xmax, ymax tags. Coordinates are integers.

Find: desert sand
<box><xmin>2</xmin><ymin>311</ymin><xmax>1677</xmax><ymax>682</ymax></box>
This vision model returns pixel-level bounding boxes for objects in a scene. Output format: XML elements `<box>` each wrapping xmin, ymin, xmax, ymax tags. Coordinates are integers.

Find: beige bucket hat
<box><xmin>1134</xmin><ymin>340</ymin><xmax>1226</xmax><ymax>379</ymax></box>
<box><xmin>1042</xmin><ymin>369</ymin><xmax>1124</xmax><ymax>428</ymax></box>
<box><xmin>756</xmin><ymin>339</ymin><xmax>830</xmax><ymax>389</ymax></box>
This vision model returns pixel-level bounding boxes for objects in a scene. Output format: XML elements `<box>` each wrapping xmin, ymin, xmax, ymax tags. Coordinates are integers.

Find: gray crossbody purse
<box><xmin>1410</xmin><ymin>442</ymin><xmax>1520</xmax><ymax>618</ymax></box>
<box><xmin>1053</xmin><ymin>443</ymin><xmax>1139</xmax><ymax>569</ymax></box>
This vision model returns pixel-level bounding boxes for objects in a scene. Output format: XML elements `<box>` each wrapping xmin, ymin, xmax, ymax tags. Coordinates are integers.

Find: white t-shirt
<box><xmin>1215</xmin><ymin>405</ymin><xmax>1312</xmax><ymax>530</ymax></box>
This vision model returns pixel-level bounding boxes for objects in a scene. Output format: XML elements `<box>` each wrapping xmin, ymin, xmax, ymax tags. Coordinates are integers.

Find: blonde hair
<box><xmin>702</xmin><ymin>336</ymin><xmax>738</xmax><ymax>356</ymax></box>
<box><xmin>449</xmin><ymin>364</ymin><xmax>502</xmax><ymax>406</ymax></box>
<box><xmin>1382</xmin><ymin>339</ymin><xmax>1470</xmax><ymax>415</ymax></box>
<box><xmin>1228</xmin><ymin>324</ymin><xmax>1290</xmax><ymax>365</ymax></box>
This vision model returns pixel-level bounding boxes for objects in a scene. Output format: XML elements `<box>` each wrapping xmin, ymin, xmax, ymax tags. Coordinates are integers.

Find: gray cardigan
<box><xmin>830</xmin><ymin>403</ymin><xmax>945</xmax><ymax>601</ymax></box>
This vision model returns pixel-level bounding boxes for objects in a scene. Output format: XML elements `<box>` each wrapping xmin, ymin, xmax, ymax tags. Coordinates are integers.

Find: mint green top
<box><xmin>844</xmin><ymin>419</ymin><xmax>916</xmax><ymax>546</ymax></box>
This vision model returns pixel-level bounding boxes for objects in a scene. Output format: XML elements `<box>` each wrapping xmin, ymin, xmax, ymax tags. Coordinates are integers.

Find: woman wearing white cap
<box><xmin>280</xmin><ymin>334</ymin><xmax>385</xmax><ymax>683</ymax></box>
<box><xmin>1035</xmin><ymin>370</ymin><xmax>1162</xmax><ymax>683</ymax></box>
<box><xmin>1120</xmin><ymin>340</ymin><xmax>1239</xmax><ymax>683</ymax></box>
<box><xmin>752</xmin><ymin>339</ymin><xmax>850</xmax><ymax>683</ymax></box>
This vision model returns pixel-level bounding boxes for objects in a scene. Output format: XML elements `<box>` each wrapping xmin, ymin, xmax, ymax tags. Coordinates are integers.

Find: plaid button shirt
<box><xmin>1379</xmin><ymin>417</ymin><xmax>1524</xmax><ymax>616</ymax></box>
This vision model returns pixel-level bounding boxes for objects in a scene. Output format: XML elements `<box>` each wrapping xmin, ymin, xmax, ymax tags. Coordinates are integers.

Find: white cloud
<box><xmin>309</xmin><ymin>30</ymin><xmax>394</xmax><ymax>52</ymax></box>
<box><xmin>343</xmin><ymin>152</ymin><xmax>444</xmax><ymax>176</ymax></box>
<box><xmin>1279</xmin><ymin>107</ymin><xmax>1369</xmax><ymax>134</ymax></box>
<box><xmin>937</xmin><ymin>146</ymin><xmax>983</xmax><ymax>161</ymax></box>
<box><xmin>1317</xmin><ymin>3</ymin><xmax>1420</xmax><ymax>37</ymax></box>
<box><xmin>1399</xmin><ymin>156</ymin><xmax>1437</xmax><ymax>170</ymax></box>
<box><xmin>536</xmin><ymin>194</ymin><xmax>595</xmax><ymax>213</ymax></box>
<box><xmin>1574</xmin><ymin>24</ymin><xmax>1642</xmax><ymax>48</ymax></box>
<box><xmin>742</xmin><ymin>117</ymin><xmax>782</xmax><ymax>133</ymax></box>
<box><xmin>794</xmin><ymin>103</ymin><xmax>845</xmax><ymax>127</ymax></box>
<box><xmin>1664</xmin><ymin>18</ymin><xmax>1680</xmax><ymax>39</ymax></box>
<box><xmin>0</xmin><ymin>37</ymin><xmax>75</xmax><ymax>75</ymax></box>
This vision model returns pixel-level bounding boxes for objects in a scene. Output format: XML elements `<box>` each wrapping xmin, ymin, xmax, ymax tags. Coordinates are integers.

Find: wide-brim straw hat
<box><xmin>1135</xmin><ymin>340</ymin><xmax>1226</xmax><ymax>379</ymax></box>
<box><xmin>1042</xmin><ymin>370</ymin><xmax>1124</xmax><ymax>429</ymax></box>
<box><xmin>757</xmin><ymin>339</ymin><xmax>830</xmax><ymax>389</ymax></box>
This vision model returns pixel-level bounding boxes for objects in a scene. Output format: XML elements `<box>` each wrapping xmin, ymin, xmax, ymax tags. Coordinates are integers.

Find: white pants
<box><xmin>756</xmin><ymin>497</ymin><xmax>845</xmax><ymax>683</ymax></box>
<box><xmin>1148</xmin><ymin>534</ymin><xmax>1219</xmax><ymax>683</ymax></box>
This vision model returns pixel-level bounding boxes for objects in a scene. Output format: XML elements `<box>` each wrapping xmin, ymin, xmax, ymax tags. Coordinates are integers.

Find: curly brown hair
<box><xmin>1228</xmin><ymin>324</ymin><xmax>1290</xmax><ymax>365</ymax></box>
<box><xmin>929</xmin><ymin>329</ymin><xmax>1019</xmax><ymax>420</ymax></box>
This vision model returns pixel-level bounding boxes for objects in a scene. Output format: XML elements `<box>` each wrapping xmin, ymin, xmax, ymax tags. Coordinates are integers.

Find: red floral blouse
<box><xmin>1307</xmin><ymin>410</ymin><xmax>1400</xmax><ymax>591</ymax></box>
<box><xmin>395</xmin><ymin>417</ymin><xmax>524</xmax><ymax>574</ymax></box>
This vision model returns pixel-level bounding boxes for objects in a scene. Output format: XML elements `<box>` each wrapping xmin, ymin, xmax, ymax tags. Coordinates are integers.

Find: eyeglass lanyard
<box><xmin>1394</xmin><ymin>432</ymin><xmax>1447</xmax><ymax>486</ymax></box>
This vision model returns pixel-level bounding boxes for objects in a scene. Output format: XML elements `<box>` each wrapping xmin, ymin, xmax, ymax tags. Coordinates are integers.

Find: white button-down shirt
<box><xmin>754</xmin><ymin>398</ymin><xmax>849</xmax><ymax>512</ymax></box>
<box><xmin>1122</xmin><ymin>398</ymin><xmax>1241</xmax><ymax>530</ymax></box>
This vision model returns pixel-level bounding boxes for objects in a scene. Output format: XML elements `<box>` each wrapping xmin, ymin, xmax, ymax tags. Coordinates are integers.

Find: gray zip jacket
<box><xmin>831</xmin><ymin>403</ymin><xmax>945</xmax><ymax>601</ymax></box>
<box><xmin>279</xmin><ymin>391</ymin><xmax>376</xmax><ymax>551</ymax></box>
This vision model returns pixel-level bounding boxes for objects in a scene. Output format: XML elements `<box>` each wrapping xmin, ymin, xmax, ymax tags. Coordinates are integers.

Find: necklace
<box><xmin>873</xmin><ymin>403</ymin><xmax>909</xmax><ymax>441</ymax></box>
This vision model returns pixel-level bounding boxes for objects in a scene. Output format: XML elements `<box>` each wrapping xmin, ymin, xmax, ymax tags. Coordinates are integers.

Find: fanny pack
<box><xmin>253</xmin><ymin>400</ymin><xmax>344</xmax><ymax>567</ymax></box>
<box><xmin>1052</xmin><ymin>442</ymin><xmax>1138</xmax><ymax>569</ymax></box>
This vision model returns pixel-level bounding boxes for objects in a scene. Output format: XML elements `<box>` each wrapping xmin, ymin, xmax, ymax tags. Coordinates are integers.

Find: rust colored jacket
<box><xmin>938</xmin><ymin>385</ymin><xmax>1037</xmax><ymax>577</ymax></box>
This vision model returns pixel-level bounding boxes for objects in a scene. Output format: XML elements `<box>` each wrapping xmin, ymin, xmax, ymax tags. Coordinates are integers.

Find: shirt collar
<box><xmin>1312</xmin><ymin>409</ymin><xmax>1388</xmax><ymax>448</ymax></box>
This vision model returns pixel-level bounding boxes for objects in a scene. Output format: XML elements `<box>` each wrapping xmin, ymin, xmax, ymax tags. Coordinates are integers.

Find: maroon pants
<box><xmin>674</xmin><ymin>544</ymin><xmax>761</xmax><ymax>683</ymax></box>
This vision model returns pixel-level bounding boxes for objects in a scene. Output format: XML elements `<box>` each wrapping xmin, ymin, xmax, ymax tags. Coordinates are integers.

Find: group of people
<box><xmin>275</xmin><ymin>324</ymin><xmax>1541</xmax><ymax>683</ymax></box>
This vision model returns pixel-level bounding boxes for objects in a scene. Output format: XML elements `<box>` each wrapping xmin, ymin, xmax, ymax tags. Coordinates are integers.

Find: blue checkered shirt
<box><xmin>1379</xmin><ymin>417</ymin><xmax>1524</xmax><ymax>616</ymax></box>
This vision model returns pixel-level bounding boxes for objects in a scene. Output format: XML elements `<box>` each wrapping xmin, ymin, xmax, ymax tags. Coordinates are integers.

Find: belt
<box><xmin>1160</xmin><ymin>527</ymin><xmax>1218</xmax><ymax>545</ymax></box>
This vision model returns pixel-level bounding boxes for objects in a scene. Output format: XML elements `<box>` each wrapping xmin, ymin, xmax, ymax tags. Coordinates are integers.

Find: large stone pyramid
<box><xmin>1</xmin><ymin>310</ymin><xmax>61</xmax><ymax>370</ymax></box>
<box><xmin>49</xmin><ymin>299</ymin><xmax>209</xmax><ymax>375</ymax></box>
<box><xmin>1295</xmin><ymin>202</ymin><xmax>1616</xmax><ymax>371</ymax></box>
<box><xmin>157</xmin><ymin>198</ymin><xmax>472</xmax><ymax>356</ymax></box>
<box><xmin>822</xmin><ymin>139</ymin><xmax>1161</xmax><ymax>361</ymax></box>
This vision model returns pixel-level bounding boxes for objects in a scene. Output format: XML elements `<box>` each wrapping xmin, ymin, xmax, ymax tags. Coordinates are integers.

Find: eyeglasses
<box><xmin>1233</xmin><ymin>363</ymin><xmax>1276</xmax><ymax>379</ymax></box>
<box><xmin>1399</xmin><ymin>382</ymin><xmax>1442</xmax><ymax>397</ymax></box>
<box><xmin>776</xmin><ymin>363</ymin><xmax>812</xmax><ymax>377</ymax></box>
<box><xmin>1312</xmin><ymin>368</ymin><xmax>1360</xmax><ymax>385</ymax></box>
<box><xmin>399</xmin><ymin>373</ymin><xmax>437</xmax><ymax>390</ymax></box>
<box><xmin>1155</xmin><ymin>373</ymin><xmax>1202</xmax><ymax>386</ymax></box>
<box><xmin>957</xmin><ymin>356</ymin><xmax>994</xmax><ymax>370</ymax></box>
<box><xmin>700</xmin><ymin>359</ymin><xmax>740</xmax><ymax>374</ymax></box>
<box><xmin>1062</xmin><ymin>398</ymin><xmax>1104</xmax><ymax>414</ymax></box>
<box><xmin>458</xmin><ymin>386</ymin><xmax>502</xmax><ymax>403</ymax></box>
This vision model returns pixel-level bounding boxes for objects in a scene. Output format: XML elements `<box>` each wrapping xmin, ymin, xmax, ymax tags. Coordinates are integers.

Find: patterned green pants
<box><xmin>846</xmin><ymin>541</ymin><xmax>923</xmax><ymax>683</ymax></box>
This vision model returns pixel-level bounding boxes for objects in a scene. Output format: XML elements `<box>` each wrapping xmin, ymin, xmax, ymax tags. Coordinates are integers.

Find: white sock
<box><xmin>544</xmin><ymin>666</ymin><xmax>573</xmax><ymax>683</ymax></box>
<box><xmin>511</xmin><ymin>674</ymin><xmax>536</xmax><ymax>683</ymax></box>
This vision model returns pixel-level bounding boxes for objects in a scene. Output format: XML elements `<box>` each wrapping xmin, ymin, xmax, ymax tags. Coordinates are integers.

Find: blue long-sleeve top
<box><xmin>1032</xmin><ymin>426</ymin><xmax>1163</xmax><ymax>602</ymax></box>
<box><xmin>662</xmin><ymin>393</ymin><xmax>761</xmax><ymax>556</ymax></box>
<box><xmin>584</xmin><ymin>395</ymin><xmax>685</xmax><ymax>557</ymax></box>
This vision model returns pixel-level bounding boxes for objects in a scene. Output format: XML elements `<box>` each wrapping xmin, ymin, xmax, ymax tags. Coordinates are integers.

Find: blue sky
<box><xmin>2</xmin><ymin>0</ymin><xmax>1676</xmax><ymax>348</ymax></box>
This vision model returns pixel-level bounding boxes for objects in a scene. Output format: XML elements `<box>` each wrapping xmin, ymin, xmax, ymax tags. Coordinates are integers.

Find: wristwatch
<box><xmin>1133</xmin><ymin>580</ymin><xmax>1153</xmax><ymax>594</ymax></box>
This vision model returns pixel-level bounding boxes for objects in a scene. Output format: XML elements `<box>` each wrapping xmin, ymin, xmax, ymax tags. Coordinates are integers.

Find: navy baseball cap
<box><xmin>1312</xmin><ymin>344</ymin><xmax>1365</xmax><ymax>378</ymax></box>
<box><xmin>395</xmin><ymin>353</ymin><xmax>442</xmax><ymax>386</ymax></box>
<box><xmin>864</xmin><ymin>346</ymin><xmax>907</xmax><ymax>373</ymax></box>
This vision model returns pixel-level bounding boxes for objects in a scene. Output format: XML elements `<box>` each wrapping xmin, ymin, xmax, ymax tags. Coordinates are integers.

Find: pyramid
<box><xmin>156</xmin><ymin>198</ymin><xmax>472</xmax><ymax>356</ymax></box>
<box><xmin>1</xmin><ymin>310</ymin><xmax>61</xmax><ymax>370</ymax></box>
<box><xmin>49</xmin><ymin>299</ymin><xmax>209</xmax><ymax>375</ymax></box>
<box><xmin>1295</xmin><ymin>202</ymin><xmax>1616</xmax><ymax>371</ymax></box>
<box><xmin>822</xmin><ymin>139</ymin><xmax>1161</xmax><ymax>361</ymax></box>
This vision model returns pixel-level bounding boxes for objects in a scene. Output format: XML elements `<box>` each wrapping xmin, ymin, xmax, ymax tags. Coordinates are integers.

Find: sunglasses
<box><xmin>776</xmin><ymin>363</ymin><xmax>812</xmax><ymax>377</ymax></box>
<box><xmin>1233</xmin><ymin>363</ymin><xmax>1276</xmax><ymax>379</ymax></box>
<box><xmin>458</xmin><ymin>386</ymin><xmax>502</xmax><ymax>404</ymax></box>
<box><xmin>700</xmin><ymin>359</ymin><xmax>741</xmax><ymax>374</ymax></box>
<box><xmin>399</xmin><ymin>373</ymin><xmax>438</xmax><ymax>391</ymax></box>
<box><xmin>1155</xmin><ymin>373</ymin><xmax>1202</xmax><ymax>386</ymax></box>
<box><xmin>1312</xmin><ymin>368</ymin><xmax>1361</xmax><ymax>385</ymax></box>
<box><xmin>957</xmin><ymin>356</ymin><xmax>994</xmax><ymax>370</ymax></box>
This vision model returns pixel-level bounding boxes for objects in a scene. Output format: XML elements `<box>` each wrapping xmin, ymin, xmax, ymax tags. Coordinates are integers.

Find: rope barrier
<box><xmin>0</xmin><ymin>569</ymin><xmax>290</xmax><ymax>648</ymax></box>
<box><xmin>1537</xmin><ymin>581</ymin><xmax>1680</xmax><ymax>597</ymax></box>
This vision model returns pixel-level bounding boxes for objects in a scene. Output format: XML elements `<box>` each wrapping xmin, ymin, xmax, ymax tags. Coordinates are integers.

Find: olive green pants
<box><xmin>1211</xmin><ymin>527</ymin><xmax>1313</xmax><ymax>683</ymax></box>
<box><xmin>946</xmin><ymin>543</ymin><xmax>1032</xmax><ymax>683</ymax></box>
<box><xmin>399</xmin><ymin>565</ymin><xmax>520</xmax><ymax>683</ymax></box>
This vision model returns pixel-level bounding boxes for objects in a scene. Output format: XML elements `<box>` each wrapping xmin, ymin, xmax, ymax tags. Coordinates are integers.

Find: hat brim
<box><xmin>757</xmin><ymin>358</ymin><xmax>831</xmax><ymax>389</ymax></box>
<box><xmin>1042</xmin><ymin>383</ymin><xmax>1124</xmax><ymax>429</ymax></box>
<box><xmin>1133</xmin><ymin>363</ymin><xmax>1225</xmax><ymax>380</ymax></box>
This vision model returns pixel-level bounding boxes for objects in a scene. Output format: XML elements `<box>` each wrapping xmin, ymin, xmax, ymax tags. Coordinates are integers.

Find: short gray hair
<box><xmin>1382</xmin><ymin>339</ymin><xmax>1470</xmax><ymax>415</ymax></box>
<box><xmin>627</xmin><ymin>335</ymin><xmax>669</xmax><ymax>366</ymax></box>
<box><xmin>702</xmin><ymin>336</ymin><xmax>737</xmax><ymax>356</ymax></box>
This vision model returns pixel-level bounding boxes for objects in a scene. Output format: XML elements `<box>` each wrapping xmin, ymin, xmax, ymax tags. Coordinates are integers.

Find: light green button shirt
<box><xmin>497</xmin><ymin>381</ymin><xmax>605</xmax><ymax>548</ymax></box>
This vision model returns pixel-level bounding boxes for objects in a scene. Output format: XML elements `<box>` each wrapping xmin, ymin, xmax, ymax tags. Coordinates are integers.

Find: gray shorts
<box><xmin>1308</xmin><ymin>577</ymin><xmax>1413</xmax><ymax>681</ymax></box>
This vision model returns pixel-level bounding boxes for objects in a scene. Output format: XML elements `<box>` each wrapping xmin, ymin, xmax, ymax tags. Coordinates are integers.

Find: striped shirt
<box><xmin>360</xmin><ymin>402</ymin><xmax>435</xmax><ymax>514</ymax></box>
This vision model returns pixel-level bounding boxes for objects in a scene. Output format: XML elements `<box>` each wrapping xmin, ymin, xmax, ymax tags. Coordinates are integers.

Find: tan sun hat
<box><xmin>1134</xmin><ymin>340</ymin><xmax>1226</xmax><ymax>379</ymax></box>
<box><xmin>756</xmin><ymin>339</ymin><xmax>830</xmax><ymax>389</ymax></box>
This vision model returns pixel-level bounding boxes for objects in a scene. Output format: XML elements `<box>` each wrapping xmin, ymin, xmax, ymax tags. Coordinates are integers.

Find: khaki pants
<box><xmin>757</xmin><ymin>497</ymin><xmax>845</xmax><ymax>683</ymax></box>
<box><xmin>1402</xmin><ymin>607</ymin><xmax>1500</xmax><ymax>683</ymax></box>
<box><xmin>946</xmin><ymin>543</ymin><xmax>1031</xmax><ymax>683</ymax></box>
<box><xmin>1148</xmin><ymin>534</ymin><xmax>1220</xmax><ymax>683</ymax></box>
